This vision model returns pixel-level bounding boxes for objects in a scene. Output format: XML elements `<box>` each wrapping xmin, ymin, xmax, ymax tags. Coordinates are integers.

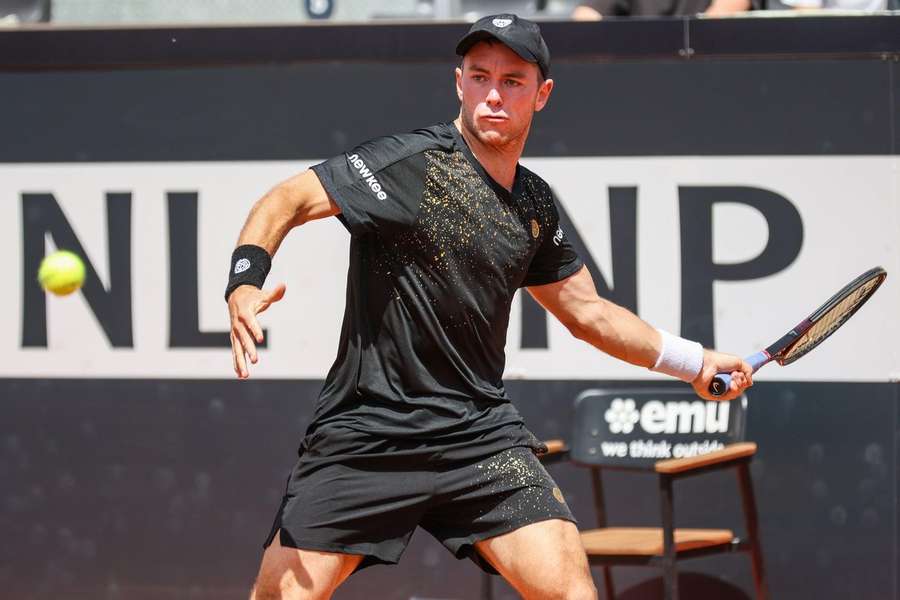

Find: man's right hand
<box><xmin>228</xmin><ymin>283</ymin><xmax>286</xmax><ymax>379</ymax></box>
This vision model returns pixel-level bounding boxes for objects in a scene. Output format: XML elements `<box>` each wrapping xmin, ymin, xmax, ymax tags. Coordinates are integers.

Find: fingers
<box><xmin>243</xmin><ymin>312</ymin><xmax>264</xmax><ymax>345</ymax></box>
<box><xmin>230</xmin><ymin>330</ymin><xmax>248</xmax><ymax>379</ymax></box>
<box><xmin>266</xmin><ymin>282</ymin><xmax>287</xmax><ymax>304</ymax></box>
<box><xmin>715</xmin><ymin>353</ymin><xmax>746</xmax><ymax>374</ymax></box>
<box><xmin>694</xmin><ymin>351</ymin><xmax>754</xmax><ymax>401</ymax></box>
<box><xmin>227</xmin><ymin>283</ymin><xmax>285</xmax><ymax>378</ymax></box>
<box><xmin>257</xmin><ymin>282</ymin><xmax>287</xmax><ymax>315</ymax></box>
<box><xmin>235</xmin><ymin>317</ymin><xmax>259</xmax><ymax>364</ymax></box>
<box><xmin>245</xmin><ymin>283</ymin><xmax>286</xmax><ymax>344</ymax></box>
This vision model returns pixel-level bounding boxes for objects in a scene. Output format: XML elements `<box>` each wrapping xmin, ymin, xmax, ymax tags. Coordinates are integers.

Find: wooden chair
<box><xmin>542</xmin><ymin>387</ymin><xmax>769</xmax><ymax>600</ymax></box>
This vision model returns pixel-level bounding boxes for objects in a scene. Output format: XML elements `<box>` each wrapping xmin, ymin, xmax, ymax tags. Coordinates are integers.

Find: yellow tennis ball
<box><xmin>38</xmin><ymin>250</ymin><xmax>86</xmax><ymax>296</ymax></box>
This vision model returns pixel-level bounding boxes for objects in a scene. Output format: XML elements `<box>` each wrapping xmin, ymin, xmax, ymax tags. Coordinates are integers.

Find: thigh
<box><xmin>252</xmin><ymin>528</ymin><xmax>364</xmax><ymax>600</ymax></box>
<box><xmin>475</xmin><ymin>519</ymin><xmax>597</xmax><ymax>600</ymax></box>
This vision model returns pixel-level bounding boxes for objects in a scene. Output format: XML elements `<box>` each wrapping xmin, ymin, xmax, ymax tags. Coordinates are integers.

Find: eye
<box><xmin>505</xmin><ymin>79</ymin><xmax>522</xmax><ymax>87</ymax></box>
<box><xmin>471</xmin><ymin>74</ymin><xmax>487</xmax><ymax>82</ymax></box>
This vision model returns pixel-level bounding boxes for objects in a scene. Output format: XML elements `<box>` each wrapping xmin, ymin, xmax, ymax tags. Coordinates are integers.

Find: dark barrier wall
<box><xmin>1</xmin><ymin>16</ymin><xmax>898</xmax><ymax>600</ymax></box>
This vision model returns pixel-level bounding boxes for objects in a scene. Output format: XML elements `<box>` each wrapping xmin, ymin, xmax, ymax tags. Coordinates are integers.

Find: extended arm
<box><xmin>236</xmin><ymin>170</ymin><xmax>339</xmax><ymax>253</ymax></box>
<box><xmin>527</xmin><ymin>265</ymin><xmax>751</xmax><ymax>400</ymax></box>
<box><xmin>227</xmin><ymin>170</ymin><xmax>340</xmax><ymax>379</ymax></box>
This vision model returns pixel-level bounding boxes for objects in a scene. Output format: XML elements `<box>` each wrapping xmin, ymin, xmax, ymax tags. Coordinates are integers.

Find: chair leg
<box><xmin>659</xmin><ymin>475</ymin><xmax>678</xmax><ymax>600</ymax></box>
<box><xmin>480</xmin><ymin>570</ymin><xmax>493</xmax><ymax>600</ymax></box>
<box><xmin>601</xmin><ymin>566</ymin><xmax>615</xmax><ymax>600</ymax></box>
<box><xmin>737</xmin><ymin>462</ymin><xmax>769</xmax><ymax>600</ymax></box>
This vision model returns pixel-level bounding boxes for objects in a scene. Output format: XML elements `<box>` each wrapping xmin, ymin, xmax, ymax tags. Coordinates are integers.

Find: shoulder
<box><xmin>348</xmin><ymin>123</ymin><xmax>455</xmax><ymax>172</ymax></box>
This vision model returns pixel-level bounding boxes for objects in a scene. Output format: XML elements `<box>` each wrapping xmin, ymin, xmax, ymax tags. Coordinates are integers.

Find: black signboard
<box><xmin>571</xmin><ymin>387</ymin><xmax>747</xmax><ymax>469</ymax></box>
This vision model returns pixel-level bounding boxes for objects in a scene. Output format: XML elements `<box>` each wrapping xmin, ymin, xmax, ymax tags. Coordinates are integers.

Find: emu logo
<box><xmin>493</xmin><ymin>18</ymin><xmax>513</xmax><ymax>28</ymax></box>
<box><xmin>606</xmin><ymin>397</ymin><xmax>730</xmax><ymax>435</ymax></box>
<box><xmin>605</xmin><ymin>398</ymin><xmax>640</xmax><ymax>434</ymax></box>
<box><xmin>346</xmin><ymin>153</ymin><xmax>388</xmax><ymax>201</ymax></box>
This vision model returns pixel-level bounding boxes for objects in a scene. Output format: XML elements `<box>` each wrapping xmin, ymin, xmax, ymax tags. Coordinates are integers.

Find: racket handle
<box><xmin>709</xmin><ymin>351</ymin><xmax>771</xmax><ymax>397</ymax></box>
<box><xmin>709</xmin><ymin>374</ymin><xmax>734</xmax><ymax>396</ymax></box>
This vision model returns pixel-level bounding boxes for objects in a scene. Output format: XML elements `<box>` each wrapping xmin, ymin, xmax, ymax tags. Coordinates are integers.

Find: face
<box><xmin>456</xmin><ymin>40</ymin><xmax>553</xmax><ymax>150</ymax></box>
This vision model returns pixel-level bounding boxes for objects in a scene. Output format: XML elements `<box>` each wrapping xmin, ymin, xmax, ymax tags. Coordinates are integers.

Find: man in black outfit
<box><xmin>225</xmin><ymin>14</ymin><xmax>752</xmax><ymax>600</ymax></box>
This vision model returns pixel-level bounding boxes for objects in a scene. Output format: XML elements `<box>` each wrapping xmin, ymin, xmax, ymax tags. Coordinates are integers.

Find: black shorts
<box><xmin>263</xmin><ymin>444</ymin><xmax>575</xmax><ymax>574</ymax></box>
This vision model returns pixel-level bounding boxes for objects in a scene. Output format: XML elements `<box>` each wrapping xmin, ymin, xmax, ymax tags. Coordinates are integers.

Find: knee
<box><xmin>532</xmin><ymin>577</ymin><xmax>597</xmax><ymax>600</ymax></box>
<box><xmin>251</xmin><ymin>573</ymin><xmax>330</xmax><ymax>600</ymax></box>
<box><xmin>561</xmin><ymin>579</ymin><xmax>598</xmax><ymax>600</ymax></box>
<box><xmin>251</xmin><ymin>576</ymin><xmax>295</xmax><ymax>600</ymax></box>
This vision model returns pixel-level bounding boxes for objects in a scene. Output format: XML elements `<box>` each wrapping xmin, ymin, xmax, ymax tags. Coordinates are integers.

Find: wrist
<box><xmin>650</xmin><ymin>329</ymin><xmax>704</xmax><ymax>383</ymax></box>
<box><xmin>225</xmin><ymin>244</ymin><xmax>271</xmax><ymax>301</ymax></box>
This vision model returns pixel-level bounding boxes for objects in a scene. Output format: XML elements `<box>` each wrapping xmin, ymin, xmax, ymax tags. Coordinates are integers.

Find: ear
<box><xmin>534</xmin><ymin>78</ymin><xmax>554</xmax><ymax>112</ymax></box>
<box><xmin>455</xmin><ymin>67</ymin><xmax>464</xmax><ymax>103</ymax></box>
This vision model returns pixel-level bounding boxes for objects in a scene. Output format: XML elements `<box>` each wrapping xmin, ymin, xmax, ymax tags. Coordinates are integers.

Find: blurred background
<box><xmin>1</xmin><ymin>1</ymin><xmax>898</xmax><ymax>600</ymax></box>
<box><xmin>1</xmin><ymin>0</ymin><xmax>899</xmax><ymax>24</ymax></box>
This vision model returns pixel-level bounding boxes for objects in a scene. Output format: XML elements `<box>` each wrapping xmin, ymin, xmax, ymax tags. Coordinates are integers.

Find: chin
<box><xmin>474</xmin><ymin>126</ymin><xmax>510</xmax><ymax>146</ymax></box>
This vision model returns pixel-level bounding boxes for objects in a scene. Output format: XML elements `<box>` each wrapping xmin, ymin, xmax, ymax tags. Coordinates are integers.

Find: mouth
<box><xmin>482</xmin><ymin>115</ymin><xmax>508</xmax><ymax>124</ymax></box>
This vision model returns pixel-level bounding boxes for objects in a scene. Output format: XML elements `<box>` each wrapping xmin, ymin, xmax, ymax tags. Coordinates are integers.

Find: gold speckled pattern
<box><xmin>473</xmin><ymin>447</ymin><xmax>569</xmax><ymax>520</ymax></box>
<box><xmin>367</xmin><ymin>149</ymin><xmax>557</xmax><ymax>331</ymax></box>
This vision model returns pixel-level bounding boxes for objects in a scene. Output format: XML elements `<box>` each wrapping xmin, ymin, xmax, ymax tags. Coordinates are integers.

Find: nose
<box><xmin>485</xmin><ymin>87</ymin><xmax>502</xmax><ymax>109</ymax></box>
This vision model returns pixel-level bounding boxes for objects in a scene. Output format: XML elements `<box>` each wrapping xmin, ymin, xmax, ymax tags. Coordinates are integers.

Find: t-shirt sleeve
<box><xmin>522</xmin><ymin>200</ymin><xmax>584</xmax><ymax>287</ymax></box>
<box><xmin>311</xmin><ymin>135</ymin><xmax>425</xmax><ymax>236</ymax></box>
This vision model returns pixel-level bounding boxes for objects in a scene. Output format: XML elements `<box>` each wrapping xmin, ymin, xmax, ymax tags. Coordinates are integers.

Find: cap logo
<box><xmin>492</xmin><ymin>17</ymin><xmax>512</xmax><ymax>28</ymax></box>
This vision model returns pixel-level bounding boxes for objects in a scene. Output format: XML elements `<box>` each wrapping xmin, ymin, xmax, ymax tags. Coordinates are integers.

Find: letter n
<box><xmin>22</xmin><ymin>192</ymin><xmax>133</xmax><ymax>347</ymax></box>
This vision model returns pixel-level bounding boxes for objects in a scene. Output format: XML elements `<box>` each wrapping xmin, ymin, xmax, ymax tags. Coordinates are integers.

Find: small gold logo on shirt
<box><xmin>552</xmin><ymin>487</ymin><xmax>565</xmax><ymax>504</ymax></box>
<box><xmin>530</xmin><ymin>219</ymin><xmax>540</xmax><ymax>239</ymax></box>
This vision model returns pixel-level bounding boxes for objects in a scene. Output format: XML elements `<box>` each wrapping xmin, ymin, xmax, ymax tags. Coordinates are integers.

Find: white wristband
<box><xmin>651</xmin><ymin>329</ymin><xmax>704</xmax><ymax>383</ymax></box>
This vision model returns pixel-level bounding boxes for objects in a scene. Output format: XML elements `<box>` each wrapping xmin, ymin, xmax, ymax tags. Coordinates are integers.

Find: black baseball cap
<box><xmin>455</xmin><ymin>14</ymin><xmax>550</xmax><ymax>79</ymax></box>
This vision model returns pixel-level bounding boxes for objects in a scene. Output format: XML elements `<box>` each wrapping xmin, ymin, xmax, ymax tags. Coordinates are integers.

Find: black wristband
<box><xmin>225</xmin><ymin>244</ymin><xmax>272</xmax><ymax>301</ymax></box>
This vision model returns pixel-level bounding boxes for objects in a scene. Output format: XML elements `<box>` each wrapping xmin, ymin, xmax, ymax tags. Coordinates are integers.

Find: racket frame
<box><xmin>709</xmin><ymin>266</ymin><xmax>886</xmax><ymax>396</ymax></box>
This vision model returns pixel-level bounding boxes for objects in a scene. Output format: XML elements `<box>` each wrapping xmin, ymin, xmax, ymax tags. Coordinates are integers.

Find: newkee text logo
<box><xmin>347</xmin><ymin>153</ymin><xmax>388</xmax><ymax>201</ymax></box>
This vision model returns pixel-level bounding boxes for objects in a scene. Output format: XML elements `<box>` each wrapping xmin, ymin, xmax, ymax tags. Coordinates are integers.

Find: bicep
<box><xmin>526</xmin><ymin>265</ymin><xmax>598</xmax><ymax>329</ymax></box>
<box><xmin>278</xmin><ymin>169</ymin><xmax>341</xmax><ymax>226</ymax></box>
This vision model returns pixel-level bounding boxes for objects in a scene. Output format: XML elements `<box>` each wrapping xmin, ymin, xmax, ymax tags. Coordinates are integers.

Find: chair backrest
<box><xmin>570</xmin><ymin>386</ymin><xmax>747</xmax><ymax>470</ymax></box>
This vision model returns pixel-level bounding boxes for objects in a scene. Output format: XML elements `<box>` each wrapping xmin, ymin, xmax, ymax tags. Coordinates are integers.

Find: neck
<box><xmin>454</xmin><ymin>117</ymin><xmax>526</xmax><ymax>192</ymax></box>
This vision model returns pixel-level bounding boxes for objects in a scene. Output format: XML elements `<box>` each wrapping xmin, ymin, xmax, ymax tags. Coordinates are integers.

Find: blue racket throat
<box><xmin>710</xmin><ymin>351</ymin><xmax>770</xmax><ymax>397</ymax></box>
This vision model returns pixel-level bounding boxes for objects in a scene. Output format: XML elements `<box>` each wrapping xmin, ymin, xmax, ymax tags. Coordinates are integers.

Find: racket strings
<box><xmin>782</xmin><ymin>277</ymin><xmax>881</xmax><ymax>362</ymax></box>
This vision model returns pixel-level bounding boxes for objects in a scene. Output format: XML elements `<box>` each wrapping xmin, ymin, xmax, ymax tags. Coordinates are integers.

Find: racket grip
<box><xmin>709</xmin><ymin>374</ymin><xmax>733</xmax><ymax>397</ymax></box>
<box><xmin>709</xmin><ymin>351</ymin><xmax>770</xmax><ymax>397</ymax></box>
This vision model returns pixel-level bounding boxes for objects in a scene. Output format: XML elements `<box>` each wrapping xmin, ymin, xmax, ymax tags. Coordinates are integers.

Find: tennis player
<box><xmin>225</xmin><ymin>14</ymin><xmax>752</xmax><ymax>600</ymax></box>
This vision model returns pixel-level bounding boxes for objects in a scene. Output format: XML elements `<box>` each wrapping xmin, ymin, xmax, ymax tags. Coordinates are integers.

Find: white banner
<box><xmin>1</xmin><ymin>157</ymin><xmax>897</xmax><ymax>380</ymax></box>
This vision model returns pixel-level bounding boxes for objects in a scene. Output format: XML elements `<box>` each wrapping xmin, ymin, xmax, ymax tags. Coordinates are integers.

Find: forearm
<box><xmin>236</xmin><ymin>185</ymin><xmax>301</xmax><ymax>256</ymax></box>
<box><xmin>567</xmin><ymin>297</ymin><xmax>662</xmax><ymax>368</ymax></box>
<box><xmin>235</xmin><ymin>169</ymin><xmax>337</xmax><ymax>255</ymax></box>
<box><xmin>530</xmin><ymin>267</ymin><xmax>748</xmax><ymax>398</ymax></box>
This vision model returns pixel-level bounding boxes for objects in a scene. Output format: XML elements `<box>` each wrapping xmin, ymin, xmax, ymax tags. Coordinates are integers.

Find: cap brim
<box><xmin>455</xmin><ymin>30</ymin><xmax>539</xmax><ymax>67</ymax></box>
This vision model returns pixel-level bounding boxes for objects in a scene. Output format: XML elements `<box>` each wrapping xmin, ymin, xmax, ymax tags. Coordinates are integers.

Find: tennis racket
<box><xmin>710</xmin><ymin>266</ymin><xmax>887</xmax><ymax>396</ymax></box>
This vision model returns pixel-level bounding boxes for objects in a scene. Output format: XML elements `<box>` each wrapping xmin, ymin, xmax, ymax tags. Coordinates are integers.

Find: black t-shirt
<box><xmin>305</xmin><ymin>122</ymin><xmax>583</xmax><ymax>461</ymax></box>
